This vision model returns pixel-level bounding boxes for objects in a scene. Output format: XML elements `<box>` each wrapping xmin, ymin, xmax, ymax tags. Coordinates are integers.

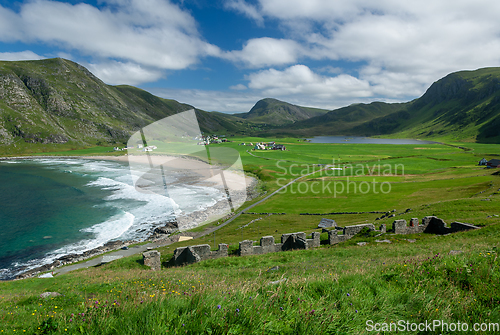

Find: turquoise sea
<box><xmin>0</xmin><ymin>158</ymin><xmax>224</xmax><ymax>280</ymax></box>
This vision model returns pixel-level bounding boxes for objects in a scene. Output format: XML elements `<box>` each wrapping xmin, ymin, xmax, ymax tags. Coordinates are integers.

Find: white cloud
<box><xmin>148</xmin><ymin>87</ymin><xmax>261</xmax><ymax>113</ymax></box>
<box><xmin>247</xmin><ymin>64</ymin><xmax>372</xmax><ymax>98</ymax></box>
<box><xmin>0</xmin><ymin>50</ymin><xmax>45</xmax><ymax>61</ymax></box>
<box><xmin>0</xmin><ymin>6</ymin><xmax>23</xmax><ymax>41</ymax></box>
<box><xmin>87</xmin><ymin>61</ymin><xmax>164</xmax><ymax>85</ymax></box>
<box><xmin>224</xmin><ymin>37</ymin><xmax>303</xmax><ymax>68</ymax></box>
<box><xmin>227</xmin><ymin>0</ymin><xmax>500</xmax><ymax>99</ymax></box>
<box><xmin>0</xmin><ymin>0</ymin><xmax>220</xmax><ymax>70</ymax></box>
<box><xmin>224</xmin><ymin>0</ymin><xmax>264</xmax><ymax>26</ymax></box>
<box><xmin>229</xmin><ymin>84</ymin><xmax>247</xmax><ymax>90</ymax></box>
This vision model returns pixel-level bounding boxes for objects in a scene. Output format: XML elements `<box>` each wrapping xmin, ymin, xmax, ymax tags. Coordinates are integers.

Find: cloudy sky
<box><xmin>1</xmin><ymin>0</ymin><xmax>500</xmax><ymax>113</ymax></box>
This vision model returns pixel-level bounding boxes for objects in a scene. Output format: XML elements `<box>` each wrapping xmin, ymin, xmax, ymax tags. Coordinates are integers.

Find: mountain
<box><xmin>274</xmin><ymin>68</ymin><xmax>500</xmax><ymax>142</ymax></box>
<box><xmin>353</xmin><ymin>68</ymin><xmax>500</xmax><ymax>142</ymax></box>
<box><xmin>274</xmin><ymin>101</ymin><xmax>409</xmax><ymax>136</ymax></box>
<box><xmin>0</xmin><ymin>58</ymin><xmax>251</xmax><ymax>151</ymax></box>
<box><xmin>1</xmin><ymin>59</ymin><xmax>499</xmax><ymax>151</ymax></box>
<box><xmin>235</xmin><ymin>98</ymin><xmax>329</xmax><ymax>125</ymax></box>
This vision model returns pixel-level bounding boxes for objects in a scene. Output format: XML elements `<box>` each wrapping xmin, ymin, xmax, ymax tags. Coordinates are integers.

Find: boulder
<box><xmin>143</xmin><ymin>250</ymin><xmax>161</xmax><ymax>270</ymax></box>
<box><xmin>318</xmin><ymin>218</ymin><xmax>337</xmax><ymax>228</ymax></box>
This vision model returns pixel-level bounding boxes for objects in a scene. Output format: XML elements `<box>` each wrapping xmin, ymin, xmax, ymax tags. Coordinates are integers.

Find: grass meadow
<box><xmin>1</xmin><ymin>137</ymin><xmax>499</xmax><ymax>334</ymax></box>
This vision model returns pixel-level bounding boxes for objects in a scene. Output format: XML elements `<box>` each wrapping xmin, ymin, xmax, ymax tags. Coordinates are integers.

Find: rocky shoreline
<box><xmin>13</xmin><ymin>173</ymin><xmax>260</xmax><ymax>280</ymax></box>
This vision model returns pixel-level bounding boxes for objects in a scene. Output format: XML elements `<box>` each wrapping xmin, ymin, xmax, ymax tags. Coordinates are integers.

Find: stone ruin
<box><xmin>173</xmin><ymin>243</ymin><xmax>228</xmax><ymax>266</ymax></box>
<box><xmin>164</xmin><ymin>216</ymin><xmax>479</xmax><ymax>268</ymax></box>
<box><xmin>391</xmin><ymin>216</ymin><xmax>480</xmax><ymax>235</ymax></box>
<box><xmin>239</xmin><ymin>232</ymin><xmax>320</xmax><ymax>256</ymax></box>
<box><xmin>143</xmin><ymin>250</ymin><xmax>161</xmax><ymax>271</ymax></box>
<box><xmin>327</xmin><ymin>223</ymin><xmax>386</xmax><ymax>245</ymax></box>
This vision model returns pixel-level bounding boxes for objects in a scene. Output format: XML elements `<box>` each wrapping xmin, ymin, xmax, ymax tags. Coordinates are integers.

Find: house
<box><xmin>273</xmin><ymin>144</ymin><xmax>286</xmax><ymax>151</ymax></box>
<box><xmin>479</xmin><ymin>158</ymin><xmax>488</xmax><ymax>166</ymax></box>
<box><xmin>487</xmin><ymin>159</ymin><xmax>500</xmax><ymax>168</ymax></box>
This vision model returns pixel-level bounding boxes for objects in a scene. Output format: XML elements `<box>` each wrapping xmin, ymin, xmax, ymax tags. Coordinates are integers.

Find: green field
<box><xmin>1</xmin><ymin>138</ymin><xmax>500</xmax><ymax>334</ymax></box>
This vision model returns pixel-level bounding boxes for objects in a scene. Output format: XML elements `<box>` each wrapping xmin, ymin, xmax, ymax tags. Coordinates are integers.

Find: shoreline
<box><xmin>1</xmin><ymin>155</ymin><xmax>259</xmax><ymax>280</ymax></box>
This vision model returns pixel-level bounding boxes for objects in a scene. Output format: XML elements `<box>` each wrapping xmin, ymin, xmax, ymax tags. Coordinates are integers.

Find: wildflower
<box><xmin>236</xmin><ymin>308</ymin><xmax>240</xmax><ymax>313</ymax></box>
<box><xmin>217</xmin><ymin>305</ymin><xmax>221</xmax><ymax>309</ymax></box>
<box><xmin>280</xmin><ymin>307</ymin><xmax>283</xmax><ymax>311</ymax></box>
<box><xmin>355</xmin><ymin>310</ymin><xmax>358</xmax><ymax>313</ymax></box>
<box><xmin>347</xmin><ymin>293</ymin><xmax>350</xmax><ymax>297</ymax></box>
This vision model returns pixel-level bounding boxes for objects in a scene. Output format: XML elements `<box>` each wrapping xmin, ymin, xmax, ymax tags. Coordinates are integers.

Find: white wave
<box><xmin>51</xmin><ymin>211</ymin><xmax>135</xmax><ymax>256</ymax></box>
<box><xmin>1</xmin><ymin>158</ymin><xmax>228</xmax><ymax>279</ymax></box>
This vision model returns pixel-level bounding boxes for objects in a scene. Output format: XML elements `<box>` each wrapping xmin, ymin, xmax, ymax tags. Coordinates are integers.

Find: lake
<box><xmin>307</xmin><ymin>136</ymin><xmax>437</xmax><ymax>145</ymax></box>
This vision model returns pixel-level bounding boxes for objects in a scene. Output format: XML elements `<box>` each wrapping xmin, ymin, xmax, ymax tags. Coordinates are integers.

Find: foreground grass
<box><xmin>1</xmin><ymin>138</ymin><xmax>500</xmax><ymax>334</ymax></box>
<box><xmin>1</xmin><ymin>224</ymin><xmax>500</xmax><ymax>334</ymax></box>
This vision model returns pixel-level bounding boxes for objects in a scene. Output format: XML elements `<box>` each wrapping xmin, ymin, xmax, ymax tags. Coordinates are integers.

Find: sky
<box><xmin>1</xmin><ymin>0</ymin><xmax>500</xmax><ymax>113</ymax></box>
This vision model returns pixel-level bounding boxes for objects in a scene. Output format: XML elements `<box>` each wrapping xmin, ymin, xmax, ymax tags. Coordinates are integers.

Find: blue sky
<box><xmin>1</xmin><ymin>0</ymin><xmax>500</xmax><ymax>113</ymax></box>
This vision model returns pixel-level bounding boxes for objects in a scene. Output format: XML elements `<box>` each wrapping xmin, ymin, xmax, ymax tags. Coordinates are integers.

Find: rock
<box><xmin>268</xmin><ymin>278</ymin><xmax>287</xmax><ymax>285</ymax></box>
<box><xmin>153</xmin><ymin>221</ymin><xmax>178</xmax><ymax>236</ymax></box>
<box><xmin>449</xmin><ymin>250</ymin><xmax>463</xmax><ymax>255</ymax></box>
<box><xmin>375</xmin><ymin>239</ymin><xmax>392</xmax><ymax>243</ymax></box>
<box><xmin>357</xmin><ymin>242</ymin><xmax>367</xmax><ymax>246</ymax></box>
<box><xmin>318</xmin><ymin>218</ymin><xmax>337</xmax><ymax>228</ymax></box>
<box><xmin>406</xmin><ymin>239</ymin><xmax>417</xmax><ymax>243</ymax></box>
<box><xmin>143</xmin><ymin>250</ymin><xmax>161</xmax><ymax>271</ymax></box>
<box><xmin>40</xmin><ymin>292</ymin><xmax>62</xmax><ymax>299</ymax></box>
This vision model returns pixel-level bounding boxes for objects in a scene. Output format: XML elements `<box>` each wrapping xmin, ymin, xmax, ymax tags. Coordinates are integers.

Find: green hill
<box><xmin>276</xmin><ymin>101</ymin><xmax>409</xmax><ymax>136</ymax></box>
<box><xmin>278</xmin><ymin>68</ymin><xmax>500</xmax><ymax>142</ymax></box>
<box><xmin>235</xmin><ymin>98</ymin><xmax>329</xmax><ymax>125</ymax></box>
<box><xmin>2</xmin><ymin>59</ymin><xmax>499</xmax><ymax>151</ymax></box>
<box><xmin>361</xmin><ymin>67</ymin><xmax>500</xmax><ymax>143</ymax></box>
<box><xmin>0</xmin><ymin>58</ymin><xmax>253</xmax><ymax>153</ymax></box>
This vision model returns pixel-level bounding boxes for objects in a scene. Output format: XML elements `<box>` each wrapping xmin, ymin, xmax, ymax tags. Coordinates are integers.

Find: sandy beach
<box><xmin>2</xmin><ymin>154</ymin><xmax>258</xmax><ymax>279</ymax></box>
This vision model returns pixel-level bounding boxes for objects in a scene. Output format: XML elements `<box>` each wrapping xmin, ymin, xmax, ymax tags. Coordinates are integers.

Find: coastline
<box><xmin>1</xmin><ymin>154</ymin><xmax>259</xmax><ymax>280</ymax></box>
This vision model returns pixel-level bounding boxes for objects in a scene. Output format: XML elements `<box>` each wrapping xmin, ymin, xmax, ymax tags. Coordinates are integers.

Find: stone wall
<box><xmin>343</xmin><ymin>223</ymin><xmax>376</xmax><ymax>236</ymax></box>
<box><xmin>391</xmin><ymin>216</ymin><xmax>479</xmax><ymax>235</ymax></box>
<box><xmin>143</xmin><ymin>250</ymin><xmax>161</xmax><ymax>271</ymax></box>
<box><xmin>170</xmin><ymin>216</ymin><xmax>480</xmax><ymax>268</ymax></box>
<box><xmin>238</xmin><ymin>232</ymin><xmax>320</xmax><ymax>256</ymax></box>
<box><xmin>173</xmin><ymin>243</ymin><xmax>228</xmax><ymax>266</ymax></box>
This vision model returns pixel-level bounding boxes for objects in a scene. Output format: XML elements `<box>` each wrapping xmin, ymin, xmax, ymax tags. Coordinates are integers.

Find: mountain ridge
<box><xmin>0</xmin><ymin>58</ymin><xmax>499</xmax><ymax>153</ymax></box>
<box><xmin>235</xmin><ymin>97</ymin><xmax>329</xmax><ymax>125</ymax></box>
<box><xmin>0</xmin><ymin>58</ymin><xmax>255</xmax><ymax>152</ymax></box>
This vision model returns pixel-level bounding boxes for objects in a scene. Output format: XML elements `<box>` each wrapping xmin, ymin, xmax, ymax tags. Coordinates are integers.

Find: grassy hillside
<box><xmin>267</xmin><ymin>68</ymin><xmax>500</xmax><ymax>143</ymax></box>
<box><xmin>0</xmin><ymin>58</ymin><xmax>259</xmax><ymax>156</ymax></box>
<box><xmin>275</xmin><ymin>101</ymin><xmax>409</xmax><ymax>136</ymax></box>
<box><xmin>349</xmin><ymin>68</ymin><xmax>500</xmax><ymax>142</ymax></box>
<box><xmin>1</xmin><ymin>138</ymin><xmax>499</xmax><ymax>334</ymax></box>
<box><xmin>236</xmin><ymin>98</ymin><xmax>329</xmax><ymax>125</ymax></box>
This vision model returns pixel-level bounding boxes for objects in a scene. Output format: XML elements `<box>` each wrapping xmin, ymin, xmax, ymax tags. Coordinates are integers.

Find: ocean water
<box><xmin>0</xmin><ymin>158</ymin><xmax>224</xmax><ymax>280</ymax></box>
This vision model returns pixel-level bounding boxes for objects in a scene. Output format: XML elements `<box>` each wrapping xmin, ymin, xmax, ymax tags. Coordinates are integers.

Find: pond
<box><xmin>307</xmin><ymin>136</ymin><xmax>437</xmax><ymax>145</ymax></box>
